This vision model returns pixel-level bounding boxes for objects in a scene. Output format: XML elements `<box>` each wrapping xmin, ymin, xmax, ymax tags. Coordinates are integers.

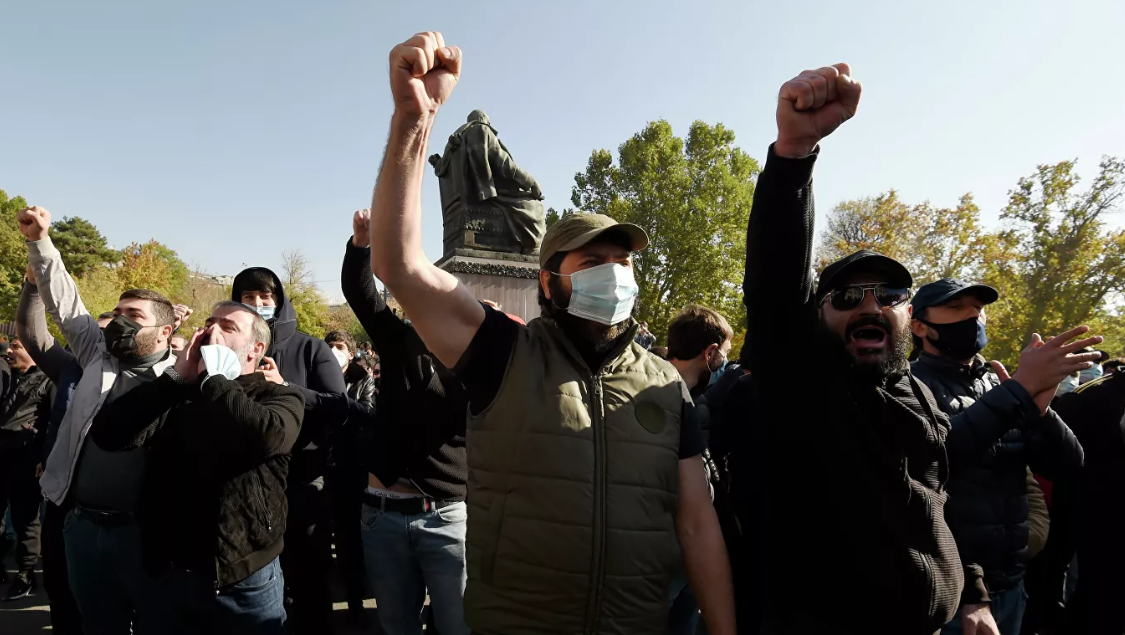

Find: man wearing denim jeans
<box><xmin>87</xmin><ymin>301</ymin><xmax>304</xmax><ymax>634</ymax></box>
<box><xmin>342</xmin><ymin>209</ymin><xmax>469</xmax><ymax>635</ymax></box>
<box><xmin>19</xmin><ymin>205</ymin><xmax>187</xmax><ymax>635</ymax></box>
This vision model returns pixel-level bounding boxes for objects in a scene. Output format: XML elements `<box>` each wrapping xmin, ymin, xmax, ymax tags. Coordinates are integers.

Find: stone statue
<box><xmin>429</xmin><ymin>110</ymin><xmax>546</xmax><ymax>257</ymax></box>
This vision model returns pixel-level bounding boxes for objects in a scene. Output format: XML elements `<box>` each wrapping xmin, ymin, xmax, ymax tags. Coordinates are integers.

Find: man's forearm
<box><xmin>370</xmin><ymin>113</ymin><xmax>435</xmax><ymax>282</ymax></box>
<box><xmin>680</xmin><ymin>507</ymin><xmax>737</xmax><ymax>635</ymax></box>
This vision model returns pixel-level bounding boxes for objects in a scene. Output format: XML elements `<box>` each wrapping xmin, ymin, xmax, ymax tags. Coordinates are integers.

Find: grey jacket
<box><xmin>29</xmin><ymin>236</ymin><xmax>176</xmax><ymax>505</ymax></box>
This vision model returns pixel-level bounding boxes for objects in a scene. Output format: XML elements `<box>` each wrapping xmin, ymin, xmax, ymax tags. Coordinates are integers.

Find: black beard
<box><xmin>819</xmin><ymin>315</ymin><xmax>912</xmax><ymax>384</ymax></box>
<box><xmin>546</xmin><ymin>275</ymin><xmax>633</xmax><ymax>362</ymax></box>
<box><xmin>134</xmin><ymin>327</ymin><xmax>163</xmax><ymax>358</ymax></box>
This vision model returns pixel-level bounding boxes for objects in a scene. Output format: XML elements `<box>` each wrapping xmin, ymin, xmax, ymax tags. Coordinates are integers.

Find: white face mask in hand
<box><xmin>200</xmin><ymin>345</ymin><xmax>242</xmax><ymax>381</ymax></box>
<box><xmin>557</xmin><ymin>263</ymin><xmax>639</xmax><ymax>326</ymax></box>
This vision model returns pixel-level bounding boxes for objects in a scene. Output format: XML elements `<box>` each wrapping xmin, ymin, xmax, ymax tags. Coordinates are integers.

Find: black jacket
<box><xmin>333</xmin><ymin>366</ymin><xmax>376</xmax><ymax>471</ymax></box>
<box><xmin>1048</xmin><ymin>371</ymin><xmax>1125</xmax><ymax>634</ymax></box>
<box><xmin>737</xmin><ymin>147</ymin><xmax>976</xmax><ymax>635</ymax></box>
<box><xmin>912</xmin><ymin>352</ymin><xmax>1083</xmax><ymax>595</ymax></box>
<box><xmin>0</xmin><ymin>365</ymin><xmax>54</xmax><ymax>451</ymax></box>
<box><xmin>340</xmin><ymin>238</ymin><xmax>468</xmax><ymax>501</ymax></box>
<box><xmin>232</xmin><ymin>268</ymin><xmax>346</xmax><ymax>487</ymax></box>
<box><xmin>90</xmin><ymin>372</ymin><xmax>305</xmax><ymax>586</ymax></box>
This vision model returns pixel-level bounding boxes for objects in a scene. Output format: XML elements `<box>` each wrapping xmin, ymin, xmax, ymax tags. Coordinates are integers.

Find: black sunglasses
<box><xmin>820</xmin><ymin>284</ymin><xmax>912</xmax><ymax>311</ymax></box>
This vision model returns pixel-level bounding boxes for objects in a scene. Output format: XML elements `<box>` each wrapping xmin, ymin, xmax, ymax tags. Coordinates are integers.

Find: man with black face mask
<box><xmin>365</xmin><ymin>31</ymin><xmax>735</xmax><ymax>635</ymax></box>
<box><xmin>910</xmin><ymin>279</ymin><xmax>1090</xmax><ymax>635</ymax></box>
<box><xmin>734</xmin><ymin>64</ymin><xmax>1048</xmax><ymax>635</ymax></box>
<box><xmin>18</xmin><ymin>204</ymin><xmax>187</xmax><ymax>634</ymax></box>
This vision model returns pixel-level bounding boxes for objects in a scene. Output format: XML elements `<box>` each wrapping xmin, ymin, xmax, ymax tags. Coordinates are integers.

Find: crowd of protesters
<box><xmin>2</xmin><ymin>29</ymin><xmax>1125</xmax><ymax>635</ymax></box>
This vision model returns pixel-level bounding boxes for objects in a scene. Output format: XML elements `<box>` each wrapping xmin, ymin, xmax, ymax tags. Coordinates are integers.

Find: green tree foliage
<box><xmin>116</xmin><ymin>241</ymin><xmax>191</xmax><ymax>300</ymax></box>
<box><xmin>818</xmin><ymin>157</ymin><xmax>1125</xmax><ymax>368</ymax></box>
<box><xmin>51</xmin><ymin>216</ymin><xmax>118</xmax><ymax>277</ymax></box>
<box><xmin>982</xmin><ymin>157</ymin><xmax>1125</xmax><ymax>366</ymax></box>
<box><xmin>281</xmin><ymin>249</ymin><xmax>330</xmax><ymax>339</ymax></box>
<box><xmin>0</xmin><ymin>191</ymin><xmax>31</xmax><ymax>319</ymax></box>
<box><xmin>571</xmin><ymin>120</ymin><xmax>759</xmax><ymax>339</ymax></box>
<box><xmin>818</xmin><ymin>190</ymin><xmax>989</xmax><ymax>284</ymax></box>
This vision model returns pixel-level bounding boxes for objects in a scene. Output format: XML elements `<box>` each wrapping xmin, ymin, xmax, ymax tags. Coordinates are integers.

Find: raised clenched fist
<box><xmin>17</xmin><ymin>206</ymin><xmax>52</xmax><ymax>242</ymax></box>
<box><xmin>352</xmin><ymin>209</ymin><xmax>371</xmax><ymax>248</ymax></box>
<box><xmin>775</xmin><ymin>64</ymin><xmax>861</xmax><ymax>158</ymax></box>
<box><xmin>389</xmin><ymin>31</ymin><xmax>462</xmax><ymax>119</ymax></box>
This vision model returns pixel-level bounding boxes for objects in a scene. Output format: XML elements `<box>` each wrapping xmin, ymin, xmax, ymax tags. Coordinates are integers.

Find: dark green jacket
<box><xmin>466</xmin><ymin>318</ymin><xmax>684</xmax><ymax>635</ymax></box>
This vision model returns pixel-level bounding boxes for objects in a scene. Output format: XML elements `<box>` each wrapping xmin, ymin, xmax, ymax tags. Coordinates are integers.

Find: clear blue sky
<box><xmin>4</xmin><ymin>0</ymin><xmax>1122</xmax><ymax>303</ymax></box>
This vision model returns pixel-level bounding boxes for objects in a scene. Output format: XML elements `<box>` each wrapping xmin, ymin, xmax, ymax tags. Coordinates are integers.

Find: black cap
<box><xmin>816</xmin><ymin>250</ymin><xmax>913</xmax><ymax>301</ymax></box>
<box><xmin>911</xmin><ymin>278</ymin><xmax>999</xmax><ymax>314</ymax></box>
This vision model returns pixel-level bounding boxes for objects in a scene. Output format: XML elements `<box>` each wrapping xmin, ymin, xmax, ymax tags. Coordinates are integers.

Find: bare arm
<box><xmin>369</xmin><ymin>32</ymin><xmax>484</xmax><ymax>370</ymax></box>
<box><xmin>16</xmin><ymin>280</ymin><xmax>77</xmax><ymax>384</ymax></box>
<box><xmin>676</xmin><ymin>456</ymin><xmax>736</xmax><ymax>635</ymax></box>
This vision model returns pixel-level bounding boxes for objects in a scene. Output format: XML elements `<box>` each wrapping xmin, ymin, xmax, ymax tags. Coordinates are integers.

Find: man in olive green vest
<box><xmin>365</xmin><ymin>31</ymin><xmax>736</xmax><ymax>635</ymax></box>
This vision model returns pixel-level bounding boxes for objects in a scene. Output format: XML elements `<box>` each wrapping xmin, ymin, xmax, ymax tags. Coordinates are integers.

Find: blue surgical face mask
<box><xmin>1080</xmin><ymin>364</ymin><xmax>1104</xmax><ymax>384</ymax></box>
<box><xmin>557</xmin><ymin>263</ymin><xmax>638</xmax><ymax>326</ymax></box>
<box><xmin>255</xmin><ymin>306</ymin><xmax>276</xmax><ymax>321</ymax></box>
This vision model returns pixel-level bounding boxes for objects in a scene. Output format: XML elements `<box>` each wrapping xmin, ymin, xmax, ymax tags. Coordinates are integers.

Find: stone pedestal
<box><xmin>435</xmin><ymin>250</ymin><xmax>540</xmax><ymax>324</ymax></box>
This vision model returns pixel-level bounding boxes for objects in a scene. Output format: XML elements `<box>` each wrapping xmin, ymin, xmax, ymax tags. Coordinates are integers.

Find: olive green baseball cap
<box><xmin>539</xmin><ymin>214</ymin><xmax>649</xmax><ymax>268</ymax></box>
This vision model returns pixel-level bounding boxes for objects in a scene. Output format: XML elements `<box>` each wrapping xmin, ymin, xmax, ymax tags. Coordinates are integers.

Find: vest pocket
<box><xmin>480</xmin><ymin>493</ymin><xmax>509</xmax><ymax>586</ymax></box>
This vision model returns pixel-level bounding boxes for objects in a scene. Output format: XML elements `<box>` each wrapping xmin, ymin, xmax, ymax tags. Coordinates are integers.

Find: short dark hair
<box><xmin>325</xmin><ymin>330</ymin><xmax>355</xmax><ymax>354</ymax></box>
<box><xmin>666</xmin><ymin>305</ymin><xmax>733</xmax><ymax>361</ymax></box>
<box><xmin>650</xmin><ymin>346</ymin><xmax>669</xmax><ymax>360</ymax></box>
<box><xmin>98</xmin><ymin>311</ymin><xmax>115</xmax><ymax>320</ymax></box>
<box><xmin>119</xmin><ymin>289</ymin><xmax>175</xmax><ymax>326</ymax></box>
<box><xmin>238</xmin><ymin>270</ymin><xmax>277</xmax><ymax>296</ymax></box>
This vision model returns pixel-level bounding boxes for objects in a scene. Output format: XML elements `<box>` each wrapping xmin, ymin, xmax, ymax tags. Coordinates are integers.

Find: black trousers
<box><xmin>0</xmin><ymin>446</ymin><xmax>43</xmax><ymax>573</ymax></box>
<box><xmin>328</xmin><ymin>465</ymin><xmax>367</xmax><ymax>606</ymax></box>
<box><xmin>42</xmin><ymin>500</ymin><xmax>84</xmax><ymax>634</ymax></box>
<box><xmin>280</xmin><ymin>481</ymin><xmax>334</xmax><ymax>634</ymax></box>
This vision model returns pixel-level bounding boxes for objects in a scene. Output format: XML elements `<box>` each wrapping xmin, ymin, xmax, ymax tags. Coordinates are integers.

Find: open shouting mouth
<box><xmin>847</xmin><ymin>323</ymin><xmax>889</xmax><ymax>358</ymax></box>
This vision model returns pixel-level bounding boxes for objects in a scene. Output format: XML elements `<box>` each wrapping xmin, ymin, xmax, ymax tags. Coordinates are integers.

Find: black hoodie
<box><xmin>232</xmin><ymin>267</ymin><xmax>346</xmax><ymax>487</ymax></box>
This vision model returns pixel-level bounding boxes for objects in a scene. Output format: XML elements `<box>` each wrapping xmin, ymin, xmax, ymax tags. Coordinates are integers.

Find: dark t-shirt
<box><xmin>457</xmin><ymin>306</ymin><xmax>704</xmax><ymax>459</ymax></box>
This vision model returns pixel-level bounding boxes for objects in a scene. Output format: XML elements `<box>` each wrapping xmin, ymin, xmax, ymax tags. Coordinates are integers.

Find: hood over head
<box><xmin>232</xmin><ymin>267</ymin><xmax>296</xmax><ymax>354</ymax></box>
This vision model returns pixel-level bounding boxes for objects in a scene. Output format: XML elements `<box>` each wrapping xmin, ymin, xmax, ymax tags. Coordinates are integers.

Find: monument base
<box><xmin>435</xmin><ymin>252</ymin><xmax>540</xmax><ymax>324</ymax></box>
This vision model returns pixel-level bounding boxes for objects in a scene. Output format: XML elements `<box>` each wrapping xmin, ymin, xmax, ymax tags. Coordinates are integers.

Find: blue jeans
<box><xmin>360</xmin><ymin>500</ymin><xmax>470</xmax><ymax>635</ymax></box>
<box><xmin>149</xmin><ymin>556</ymin><xmax>286</xmax><ymax>635</ymax></box>
<box><xmin>941</xmin><ymin>580</ymin><xmax>1027</xmax><ymax>635</ymax></box>
<box><xmin>63</xmin><ymin>508</ymin><xmax>153</xmax><ymax>635</ymax></box>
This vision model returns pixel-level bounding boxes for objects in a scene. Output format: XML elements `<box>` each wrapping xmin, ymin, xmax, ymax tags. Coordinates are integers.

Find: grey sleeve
<box><xmin>16</xmin><ymin>281</ymin><xmax>78</xmax><ymax>384</ymax></box>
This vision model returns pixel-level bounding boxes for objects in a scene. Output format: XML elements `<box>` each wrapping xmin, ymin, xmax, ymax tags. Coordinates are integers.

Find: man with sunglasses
<box><xmin>737</xmin><ymin>64</ymin><xmax>990</xmax><ymax>634</ymax></box>
<box><xmin>910</xmin><ymin>279</ymin><xmax>1091</xmax><ymax>635</ymax></box>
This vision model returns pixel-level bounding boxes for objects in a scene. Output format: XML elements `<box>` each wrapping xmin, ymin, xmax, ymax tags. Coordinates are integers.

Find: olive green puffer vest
<box><xmin>465</xmin><ymin>317</ymin><xmax>684</xmax><ymax>635</ymax></box>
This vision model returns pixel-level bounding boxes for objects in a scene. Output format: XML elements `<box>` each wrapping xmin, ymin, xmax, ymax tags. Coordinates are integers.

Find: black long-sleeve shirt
<box><xmin>736</xmin><ymin>146</ymin><xmax>980</xmax><ymax>634</ymax></box>
<box><xmin>340</xmin><ymin>238</ymin><xmax>467</xmax><ymax>500</ymax></box>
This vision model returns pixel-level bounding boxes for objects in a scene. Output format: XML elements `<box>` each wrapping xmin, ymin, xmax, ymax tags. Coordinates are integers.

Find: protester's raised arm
<box><xmin>744</xmin><ymin>65</ymin><xmax>861</xmax><ymax>368</ymax></box>
<box><xmin>369</xmin><ymin>32</ymin><xmax>484</xmax><ymax>371</ymax></box>
<box><xmin>18</xmin><ymin>206</ymin><xmax>105</xmax><ymax>366</ymax></box>
<box><xmin>16</xmin><ymin>278</ymin><xmax>76</xmax><ymax>385</ymax></box>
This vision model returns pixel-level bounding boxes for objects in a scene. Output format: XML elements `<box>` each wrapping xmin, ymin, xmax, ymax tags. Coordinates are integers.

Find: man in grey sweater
<box><xmin>18</xmin><ymin>204</ymin><xmax>187</xmax><ymax>635</ymax></box>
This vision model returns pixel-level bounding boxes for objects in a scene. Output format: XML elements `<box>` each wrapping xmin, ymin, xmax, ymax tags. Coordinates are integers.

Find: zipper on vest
<box><xmin>583</xmin><ymin>375</ymin><xmax>608</xmax><ymax>635</ymax></box>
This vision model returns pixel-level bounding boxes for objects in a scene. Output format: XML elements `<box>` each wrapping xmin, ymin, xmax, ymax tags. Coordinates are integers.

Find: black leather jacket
<box><xmin>0</xmin><ymin>365</ymin><xmax>54</xmax><ymax>450</ymax></box>
<box><xmin>912</xmin><ymin>352</ymin><xmax>1084</xmax><ymax>594</ymax></box>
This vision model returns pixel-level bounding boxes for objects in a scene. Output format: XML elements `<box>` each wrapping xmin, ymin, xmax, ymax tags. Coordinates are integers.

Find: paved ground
<box><xmin>0</xmin><ymin>549</ymin><xmax>397</xmax><ymax>634</ymax></box>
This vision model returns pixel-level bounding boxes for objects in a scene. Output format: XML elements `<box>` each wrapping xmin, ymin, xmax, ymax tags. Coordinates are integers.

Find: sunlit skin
<box><xmin>240</xmin><ymin>291</ymin><xmax>276</xmax><ymax>308</ymax></box>
<box><xmin>6</xmin><ymin>340</ymin><xmax>35</xmax><ymax>373</ymax></box>
<box><xmin>912</xmin><ymin>294</ymin><xmax>987</xmax><ymax>364</ymax></box>
<box><xmin>818</xmin><ymin>275</ymin><xmax>912</xmax><ymax>367</ymax></box>
<box><xmin>169</xmin><ymin>335</ymin><xmax>189</xmax><ymax>352</ymax></box>
<box><xmin>202</xmin><ymin>306</ymin><xmax>266</xmax><ymax>375</ymax></box>
<box><xmin>112</xmin><ymin>298</ymin><xmax>173</xmax><ymax>354</ymax></box>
